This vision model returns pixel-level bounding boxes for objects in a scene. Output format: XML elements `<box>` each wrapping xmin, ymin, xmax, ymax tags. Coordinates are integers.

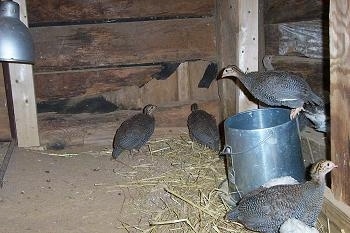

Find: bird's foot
<box><xmin>290</xmin><ymin>107</ymin><xmax>305</xmax><ymax>119</ymax></box>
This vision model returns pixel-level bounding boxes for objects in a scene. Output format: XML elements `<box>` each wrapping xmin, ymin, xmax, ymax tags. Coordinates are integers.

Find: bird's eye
<box><xmin>327</xmin><ymin>162</ymin><xmax>330</xmax><ymax>166</ymax></box>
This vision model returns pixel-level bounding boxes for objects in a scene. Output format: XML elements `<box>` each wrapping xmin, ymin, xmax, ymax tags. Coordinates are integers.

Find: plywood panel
<box><xmin>27</xmin><ymin>0</ymin><xmax>215</xmax><ymax>25</ymax></box>
<box><xmin>31</xmin><ymin>18</ymin><xmax>216</xmax><ymax>72</ymax></box>
<box><xmin>264</xmin><ymin>0</ymin><xmax>328</xmax><ymax>24</ymax></box>
<box><xmin>34</xmin><ymin>66</ymin><xmax>161</xmax><ymax>101</ymax></box>
<box><xmin>329</xmin><ymin>0</ymin><xmax>350</xmax><ymax>205</ymax></box>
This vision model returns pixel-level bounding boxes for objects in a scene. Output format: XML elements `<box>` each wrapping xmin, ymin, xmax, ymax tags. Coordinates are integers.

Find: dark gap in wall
<box><xmin>29</xmin><ymin>15</ymin><xmax>211</xmax><ymax>27</ymax></box>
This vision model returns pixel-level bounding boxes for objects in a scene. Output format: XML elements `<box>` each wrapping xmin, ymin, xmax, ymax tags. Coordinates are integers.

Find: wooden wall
<box><xmin>0</xmin><ymin>65</ymin><xmax>11</xmax><ymax>141</ymax></box>
<box><xmin>27</xmin><ymin>0</ymin><xmax>219</xmax><ymax>113</ymax></box>
<box><xmin>263</xmin><ymin>0</ymin><xmax>330</xmax><ymax>96</ymax></box>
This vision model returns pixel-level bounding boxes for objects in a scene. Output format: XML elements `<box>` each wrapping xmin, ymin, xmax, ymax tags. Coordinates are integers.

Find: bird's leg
<box><xmin>290</xmin><ymin>107</ymin><xmax>305</xmax><ymax>119</ymax></box>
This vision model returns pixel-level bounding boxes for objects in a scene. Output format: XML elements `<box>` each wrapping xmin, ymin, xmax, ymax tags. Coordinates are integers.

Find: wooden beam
<box><xmin>0</xmin><ymin>65</ymin><xmax>11</xmax><ymax>141</ymax></box>
<box><xmin>236</xmin><ymin>0</ymin><xmax>259</xmax><ymax>111</ymax></box>
<box><xmin>7</xmin><ymin>0</ymin><xmax>39</xmax><ymax>147</ymax></box>
<box><xmin>30</xmin><ymin>18</ymin><xmax>216</xmax><ymax>72</ymax></box>
<box><xmin>264</xmin><ymin>0</ymin><xmax>329</xmax><ymax>24</ymax></box>
<box><xmin>27</xmin><ymin>0</ymin><xmax>215</xmax><ymax>25</ymax></box>
<box><xmin>34</xmin><ymin>66</ymin><xmax>161</xmax><ymax>101</ymax></box>
<box><xmin>216</xmin><ymin>0</ymin><xmax>238</xmax><ymax>121</ymax></box>
<box><xmin>329</xmin><ymin>0</ymin><xmax>350</xmax><ymax>205</ymax></box>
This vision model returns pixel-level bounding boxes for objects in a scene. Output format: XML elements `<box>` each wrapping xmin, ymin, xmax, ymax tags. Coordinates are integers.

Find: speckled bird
<box><xmin>226</xmin><ymin>160</ymin><xmax>337</xmax><ymax>233</ymax></box>
<box><xmin>112</xmin><ymin>104</ymin><xmax>156</xmax><ymax>159</ymax></box>
<box><xmin>187</xmin><ymin>103</ymin><xmax>220</xmax><ymax>151</ymax></box>
<box><xmin>219</xmin><ymin>65</ymin><xmax>323</xmax><ymax>119</ymax></box>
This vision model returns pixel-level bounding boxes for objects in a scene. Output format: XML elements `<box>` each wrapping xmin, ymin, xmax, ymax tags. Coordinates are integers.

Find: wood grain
<box><xmin>215</xmin><ymin>0</ymin><xmax>238</xmax><ymax>122</ymax></box>
<box><xmin>34</xmin><ymin>66</ymin><xmax>161</xmax><ymax>101</ymax></box>
<box><xmin>329</xmin><ymin>0</ymin><xmax>350</xmax><ymax>205</ymax></box>
<box><xmin>264</xmin><ymin>0</ymin><xmax>329</xmax><ymax>24</ymax></box>
<box><xmin>31</xmin><ymin>18</ymin><xmax>216</xmax><ymax>72</ymax></box>
<box><xmin>27</xmin><ymin>0</ymin><xmax>215</xmax><ymax>25</ymax></box>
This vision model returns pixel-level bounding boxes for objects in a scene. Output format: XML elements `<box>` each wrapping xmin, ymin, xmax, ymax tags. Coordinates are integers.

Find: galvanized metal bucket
<box><xmin>223</xmin><ymin>108</ymin><xmax>305</xmax><ymax>201</ymax></box>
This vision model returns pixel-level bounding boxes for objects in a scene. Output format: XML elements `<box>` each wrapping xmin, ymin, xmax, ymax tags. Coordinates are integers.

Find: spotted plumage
<box><xmin>226</xmin><ymin>160</ymin><xmax>337</xmax><ymax>233</ymax></box>
<box><xmin>220</xmin><ymin>65</ymin><xmax>323</xmax><ymax>119</ymax></box>
<box><xmin>187</xmin><ymin>103</ymin><xmax>220</xmax><ymax>151</ymax></box>
<box><xmin>112</xmin><ymin>104</ymin><xmax>156</xmax><ymax>159</ymax></box>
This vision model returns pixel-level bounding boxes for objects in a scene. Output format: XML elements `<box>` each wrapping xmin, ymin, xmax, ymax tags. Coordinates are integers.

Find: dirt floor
<box><xmin>0</xmin><ymin>129</ymin><xmax>247</xmax><ymax>233</ymax></box>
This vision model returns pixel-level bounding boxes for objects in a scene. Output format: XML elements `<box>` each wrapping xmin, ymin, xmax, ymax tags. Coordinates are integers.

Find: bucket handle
<box><xmin>220</xmin><ymin>129</ymin><xmax>275</xmax><ymax>156</ymax></box>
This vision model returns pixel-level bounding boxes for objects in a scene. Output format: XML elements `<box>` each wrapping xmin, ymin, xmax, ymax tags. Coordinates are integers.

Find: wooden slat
<box><xmin>236</xmin><ymin>0</ymin><xmax>259</xmax><ymax>112</ymax></box>
<box><xmin>319</xmin><ymin>188</ymin><xmax>350</xmax><ymax>233</ymax></box>
<box><xmin>31</xmin><ymin>18</ymin><xmax>216</xmax><ymax>72</ymax></box>
<box><xmin>265</xmin><ymin>55</ymin><xmax>329</xmax><ymax>96</ymax></box>
<box><xmin>7</xmin><ymin>0</ymin><xmax>39</xmax><ymax>147</ymax></box>
<box><xmin>265</xmin><ymin>20</ymin><xmax>329</xmax><ymax>59</ymax></box>
<box><xmin>34</xmin><ymin>66</ymin><xmax>161</xmax><ymax>101</ymax></box>
<box><xmin>216</xmin><ymin>0</ymin><xmax>238</xmax><ymax>121</ymax></box>
<box><xmin>329</xmin><ymin>0</ymin><xmax>350</xmax><ymax>205</ymax></box>
<box><xmin>0</xmin><ymin>65</ymin><xmax>11</xmax><ymax>141</ymax></box>
<box><xmin>27</xmin><ymin>0</ymin><xmax>215</xmax><ymax>25</ymax></box>
<box><xmin>264</xmin><ymin>0</ymin><xmax>329</xmax><ymax>24</ymax></box>
<box><xmin>176</xmin><ymin>62</ymin><xmax>190</xmax><ymax>102</ymax></box>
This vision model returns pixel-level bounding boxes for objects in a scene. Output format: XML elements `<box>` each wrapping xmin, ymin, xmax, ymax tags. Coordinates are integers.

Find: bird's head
<box><xmin>310</xmin><ymin>160</ymin><xmax>337</xmax><ymax>183</ymax></box>
<box><xmin>218</xmin><ymin>65</ymin><xmax>244</xmax><ymax>79</ymax></box>
<box><xmin>143</xmin><ymin>104</ymin><xmax>157</xmax><ymax>115</ymax></box>
<box><xmin>190</xmin><ymin>103</ymin><xmax>199</xmax><ymax>112</ymax></box>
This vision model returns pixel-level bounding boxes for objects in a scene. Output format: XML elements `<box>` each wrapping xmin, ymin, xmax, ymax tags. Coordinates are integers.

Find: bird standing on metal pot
<box><xmin>226</xmin><ymin>160</ymin><xmax>337</xmax><ymax>233</ymax></box>
<box><xmin>187</xmin><ymin>103</ymin><xmax>220</xmax><ymax>151</ymax></box>
<box><xmin>112</xmin><ymin>104</ymin><xmax>156</xmax><ymax>159</ymax></box>
<box><xmin>219</xmin><ymin>65</ymin><xmax>323</xmax><ymax>119</ymax></box>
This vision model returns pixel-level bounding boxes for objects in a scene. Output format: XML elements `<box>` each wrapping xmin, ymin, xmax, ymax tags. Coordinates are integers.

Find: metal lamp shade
<box><xmin>0</xmin><ymin>0</ymin><xmax>34</xmax><ymax>64</ymax></box>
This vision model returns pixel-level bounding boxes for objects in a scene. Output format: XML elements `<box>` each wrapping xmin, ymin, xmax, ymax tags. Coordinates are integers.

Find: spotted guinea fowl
<box><xmin>112</xmin><ymin>104</ymin><xmax>156</xmax><ymax>159</ymax></box>
<box><xmin>219</xmin><ymin>65</ymin><xmax>323</xmax><ymax>119</ymax></box>
<box><xmin>187</xmin><ymin>103</ymin><xmax>220</xmax><ymax>151</ymax></box>
<box><xmin>226</xmin><ymin>160</ymin><xmax>337</xmax><ymax>233</ymax></box>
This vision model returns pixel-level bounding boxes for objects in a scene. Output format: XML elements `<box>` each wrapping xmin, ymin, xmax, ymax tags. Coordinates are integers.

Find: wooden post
<box><xmin>236</xmin><ymin>0</ymin><xmax>259</xmax><ymax>112</ymax></box>
<box><xmin>329</xmin><ymin>0</ymin><xmax>350</xmax><ymax>205</ymax></box>
<box><xmin>8</xmin><ymin>0</ymin><xmax>40</xmax><ymax>147</ymax></box>
<box><xmin>216</xmin><ymin>0</ymin><xmax>238</xmax><ymax>121</ymax></box>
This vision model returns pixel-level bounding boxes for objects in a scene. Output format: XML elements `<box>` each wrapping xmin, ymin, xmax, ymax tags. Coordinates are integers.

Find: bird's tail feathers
<box><xmin>112</xmin><ymin>147</ymin><xmax>123</xmax><ymax>159</ymax></box>
<box><xmin>310</xmin><ymin>92</ymin><xmax>323</xmax><ymax>106</ymax></box>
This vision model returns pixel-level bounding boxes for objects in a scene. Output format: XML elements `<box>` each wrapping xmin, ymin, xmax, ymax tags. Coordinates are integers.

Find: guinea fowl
<box><xmin>112</xmin><ymin>104</ymin><xmax>156</xmax><ymax>159</ymax></box>
<box><xmin>226</xmin><ymin>160</ymin><xmax>337</xmax><ymax>233</ymax></box>
<box><xmin>187</xmin><ymin>103</ymin><xmax>220</xmax><ymax>151</ymax></box>
<box><xmin>219</xmin><ymin>65</ymin><xmax>323</xmax><ymax>119</ymax></box>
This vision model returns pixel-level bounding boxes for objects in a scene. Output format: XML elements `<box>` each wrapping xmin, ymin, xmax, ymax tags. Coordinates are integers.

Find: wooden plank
<box><xmin>27</xmin><ymin>0</ymin><xmax>215</xmax><ymax>25</ymax></box>
<box><xmin>265</xmin><ymin>20</ymin><xmax>329</xmax><ymax>59</ymax></box>
<box><xmin>264</xmin><ymin>55</ymin><xmax>329</xmax><ymax>96</ymax></box>
<box><xmin>37</xmin><ymin>100</ymin><xmax>220</xmax><ymax>147</ymax></box>
<box><xmin>31</xmin><ymin>18</ymin><xmax>216</xmax><ymax>72</ymax></box>
<box><xmin>329</xmin><ymin>0</ymin><xmax>350</xmax><ymax>205</ymax></box>
<box><xmin>216</xmin><ymin>0</ymin><xmax>238</xmax><ymax>121</ymax></box>
<box><xmin>176</xmin><ymin>62</ymin><xmax>190</xmax><ymax>102</ymax></box>
<box><xmin>34</xmin><ymin>66</ymin><xmax>161</xmax><ymax>101</ymax></box>
<box><xmin>0</xmin><ymin>65</ymin><xmax>11</xmax><ymax>141</ymax></box>
<box><xmin>236</xmin><ymin>0</ymin><xmax>259</xmax><ymax>112</ymax></box>
<box><xmin>7</xmin><ymin>0</ymin><xmax>39</xmax><ymax>147</ymax></box>
<box><xmin>319</xmin><ymin>188</ymin><xmax>350</xmax><ymax>233</ymax></box>
<box><xmin>264</xmin><ymin>0</ymin><xmax>329</xmax><ymax>24</ymax></box>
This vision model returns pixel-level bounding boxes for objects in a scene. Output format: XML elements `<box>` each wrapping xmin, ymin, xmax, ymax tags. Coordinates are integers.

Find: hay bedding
<box><xmin>104</xmin><ymin>134</ymin><xmax>252</xmax><ymax>233</ymax></box>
